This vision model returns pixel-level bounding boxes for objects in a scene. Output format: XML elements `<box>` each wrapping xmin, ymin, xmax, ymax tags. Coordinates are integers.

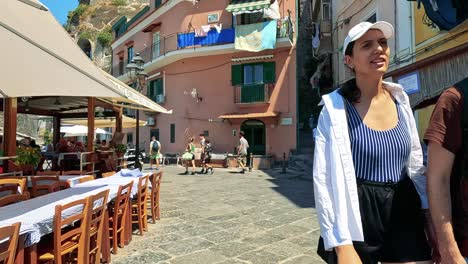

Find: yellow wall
<box><xmin>416</xmin><ymin>105</ymin><xmax>435</xmax><ymax>140</ymax></box>
<box><xmin>413</xmin><ymin>3</ymin><xmax>468</xmax><ymax>61</ymax></box>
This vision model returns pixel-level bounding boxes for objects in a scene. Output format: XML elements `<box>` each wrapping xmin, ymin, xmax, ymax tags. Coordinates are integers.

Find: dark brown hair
<box><xmin>342</xmin><ymin>41</ymin><xmax>361</xmax><ymax>103</ymax></box>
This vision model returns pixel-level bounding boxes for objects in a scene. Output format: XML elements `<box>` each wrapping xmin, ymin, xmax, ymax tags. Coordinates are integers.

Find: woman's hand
<box><xmin>335</xmin><ymin>245</ymin><xmax>362</xmax><ymax>264</ymax></box>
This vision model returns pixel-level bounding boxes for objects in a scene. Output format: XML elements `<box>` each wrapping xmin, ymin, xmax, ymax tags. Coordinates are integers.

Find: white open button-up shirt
<box><xmin>313</xmin><ymin>82</ymin><xmax>428</xmax><ymax>250</ymax></box>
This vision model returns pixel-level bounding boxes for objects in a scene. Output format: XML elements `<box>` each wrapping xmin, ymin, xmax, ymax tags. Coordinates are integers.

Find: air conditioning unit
<box><xmin>156</xmin><ymin>94</ymin><xmax>165</xmax><ymax>103</ymax></box>
<box><xmin>147</xmin><ymin>117</ymin><xmax>155</xmax><ymax>126</ymax></box>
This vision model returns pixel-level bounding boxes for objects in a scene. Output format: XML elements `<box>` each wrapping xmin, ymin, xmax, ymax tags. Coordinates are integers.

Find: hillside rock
<box><xmin>66</xmin><ymin>0</ymin><xmax>149</xmax><ymax>71</ymax></box>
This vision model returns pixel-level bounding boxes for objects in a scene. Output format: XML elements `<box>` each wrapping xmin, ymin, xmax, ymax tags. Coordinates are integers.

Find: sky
<box><xmin>40</xmin><ymin>0</ymin><xmax>79</xmax><ymax>25</ymax></box>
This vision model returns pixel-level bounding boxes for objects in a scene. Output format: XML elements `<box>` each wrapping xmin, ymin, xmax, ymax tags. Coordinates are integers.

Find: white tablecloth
<box><xmin>0</xmin><ymin>186</ymin><xmax>112</xmax><ymax>246</ymax></box>
<box><xmin>72</xmin><ymin>173</ymin><xmax>151</xmax><ymax>198</ymax></box>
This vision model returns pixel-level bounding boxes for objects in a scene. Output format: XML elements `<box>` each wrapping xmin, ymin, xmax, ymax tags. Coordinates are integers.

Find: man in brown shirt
<box><xmin>425</xmin><ymin>82</ymin><xmax>468</xmax><ymax>263</ymax></box>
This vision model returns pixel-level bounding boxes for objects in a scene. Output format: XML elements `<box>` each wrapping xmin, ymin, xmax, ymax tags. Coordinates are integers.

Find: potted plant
<box><xmin>115</xmin><ymin>144</ymin><xmax>127</xmax><ymax>157</ymax></box>
<box><xmin>15</xmin><ymin>146</ymin><xmax>41</xmax><ymax>174</ymax></box>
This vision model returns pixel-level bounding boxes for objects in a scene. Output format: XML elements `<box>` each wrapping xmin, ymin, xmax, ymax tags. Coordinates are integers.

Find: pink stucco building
<box><xmin>111</xmin><ymin>0</ymin><xmax>297</xmax><ymax>160</ymax></box>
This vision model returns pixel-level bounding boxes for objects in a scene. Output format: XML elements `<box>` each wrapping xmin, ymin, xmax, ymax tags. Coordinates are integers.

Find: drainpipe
<box><xmin>295</xmin><ymin>0</ymin><xmax>299</xmax><ymax>154</ymax></box>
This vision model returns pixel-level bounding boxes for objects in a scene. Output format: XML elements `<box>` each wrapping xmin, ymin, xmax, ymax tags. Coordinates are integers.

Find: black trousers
<box><xmin>317</xmin><ymin>176</ymin><xmax>432</xmax><ymax>264</ymax></box>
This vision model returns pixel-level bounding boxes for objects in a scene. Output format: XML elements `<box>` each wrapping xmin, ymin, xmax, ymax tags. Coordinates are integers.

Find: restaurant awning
<box><xmin>225</xmin><ymin>0</ymin><xmax>271</xmax><ymax>15</ymax></box>
<box><xmin>219</xmin><ymin>111</ymin><xmax>278</xmax><ymax>119</ymax></box>
<box><xmin>64</xmin><ymin>115</ymin><xmax>147</xmax><ymax>128</ymax></box>
<box><xmin>0</xmin><ymin>0</ymin><xmax>171</xmax><ymax>114</ymax></box>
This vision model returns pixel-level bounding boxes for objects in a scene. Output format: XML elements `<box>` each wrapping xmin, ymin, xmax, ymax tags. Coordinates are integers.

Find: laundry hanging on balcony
<box><xmin>226</xmin><ymin>0</ymin><xmax>271</xmax><ymax>16</ymax></box>
<box><xmin>263</xmin><ymin>0</ymin><xmax>280</xmax><ymax>19</ymax></box>
<box><xmin>235</xmin><ymin>20</ymin><xmax>277</xmax><ymax>52</ymax></box>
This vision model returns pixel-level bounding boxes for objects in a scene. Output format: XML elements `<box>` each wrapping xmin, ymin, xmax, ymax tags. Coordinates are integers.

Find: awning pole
<box><xmin>3</xmin><ymin>98</ymin><xmax>17</xmax><ymax>171</ymax></box>
<box><xmin>87</xmin><ymin>98</ymin><xmax>96</xmax><ymax>172</ymax></box>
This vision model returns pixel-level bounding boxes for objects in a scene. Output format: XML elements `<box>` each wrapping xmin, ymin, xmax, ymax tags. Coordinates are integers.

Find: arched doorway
<box><xmin>240</xmin><ymin>119</ymin><xmax>266</xmax><ymax>155</ymax></box>
<box><xmin>78</xmin><ymin>38</ymin><xmax>92</xmax><ymax>59</ymax></box>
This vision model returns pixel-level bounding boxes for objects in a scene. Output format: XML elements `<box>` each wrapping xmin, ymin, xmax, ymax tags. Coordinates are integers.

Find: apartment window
<box><xmin>127</xmin><ymin>133</ymin><xmax>133</xmax><ymax>144</ymax></box>
<box><xmin>367</xmin><ymin>13</ymin><xmax>377</xmax><ymax>23</ymax></box>
<box><xmin>322</xmin><ymin>0</ymin><xmax>331</xmax><ymax>21</ymax></box>
<box><xmin>153</xmin><ymin>32</ymin><xmax>161</xmax><ymax>59</ymax></box>
<box><xmin>231</xmin><ymin>62</ymin><xmax>275</xmax><ymax>103</ymax></box>
<box><xmin>232</xmin><ymin>62</ymin><xmax>276</xmax><ymax>86</ymax></box>
<box><xmin>148</xmin><ymin>78</ymin><xmax>164</xmax><ymax>103</ymax></box>
<box><xmin>155</xmin><ymin>0</ymin><xmax>162</xmax><ymax>8</ymax></box>
<box><xmin>170</xmin><ymin>124</ymin><xmax>175</xmax><ymax>143</ymax></box>
<box><xmin>127</xmin><ymin>46</ymin><xmax>134</xmax><ymax>64</ymax></box>
<box><xmin>150</xmin><ymin>128</ymin><xmax>159</xmax><ymax>140</ymax></box>
<box><xmin>238</xmin><ymin>12</ymin><xmax>264</xmax><ymax>25</ymax></box>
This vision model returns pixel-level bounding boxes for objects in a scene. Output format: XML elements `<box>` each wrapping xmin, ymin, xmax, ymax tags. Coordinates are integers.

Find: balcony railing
<box><xmin>234</xmin><ymin>83</ymin><xmax>273</xmax><ymax>104</ymax></box>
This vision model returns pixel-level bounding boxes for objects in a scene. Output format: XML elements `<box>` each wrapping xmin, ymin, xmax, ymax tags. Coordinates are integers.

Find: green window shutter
<box><xmin>263</xmin><ymin>62</ymin><xmax>276</xmax><ymax>83</ymax></box>
<box><xmin>156</xmin><ymin>79</ymin><xmax>164</xmax><ymax>95</ymax></box>
<box><xmin>231</xmin><ymin>64</ymin><xmax>243</xmax><ymax>86</ymax></box>
<box><xmin>155</xmin><ymin>0</ymin><xmax>162</xmax><ymax>8</ymax></box>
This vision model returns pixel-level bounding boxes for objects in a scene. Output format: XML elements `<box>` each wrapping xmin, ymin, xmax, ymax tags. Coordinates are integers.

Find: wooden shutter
<box><xmin>263</xmin><ymin>62</ymin><xmax>276</xmax><ymax>83</ymax></box>
<box><xmin>231</xmin><ymin>64</ymin><xmax>243</xmax><ymax>86</ymax></box>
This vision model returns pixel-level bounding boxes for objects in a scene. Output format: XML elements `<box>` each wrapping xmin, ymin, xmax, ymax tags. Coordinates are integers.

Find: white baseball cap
<box><xmin>343</xmin><ymin>21</ymin><xmax>394</xmax><ymax>55</ymax></box>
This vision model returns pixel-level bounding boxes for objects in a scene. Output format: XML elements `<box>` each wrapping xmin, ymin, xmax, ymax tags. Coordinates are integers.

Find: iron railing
<box><xmin>234</xmin><ymin>83</ymin><xmax>273</xmax><ymax>104</ymax></box>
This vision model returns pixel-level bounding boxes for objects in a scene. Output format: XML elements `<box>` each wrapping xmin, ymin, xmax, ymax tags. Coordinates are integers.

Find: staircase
<box><xmin>287</xmin><ymin>130</ymin><xmax>314</xmax><ymax>180</ymax></box>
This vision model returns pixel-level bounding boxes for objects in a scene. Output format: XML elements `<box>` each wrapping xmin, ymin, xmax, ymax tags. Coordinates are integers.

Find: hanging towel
<box><xmin>201</xmin><ymin>25</ymin><xmax>211</xmax><ymax>33</ymax></box>
<box><xmin>195</xmin><ymin>27</ymin><xmax>207</xmax><ymax>37</ymax></box>
<box><xmin>214</xmin><ymin>23</ymin><xmax>223</xmax><ymax>33</ymax></box>
<box><xmin>235</xmin><ymin>20</ymin><xmax>277</xmax><ymax>52</ymax></box>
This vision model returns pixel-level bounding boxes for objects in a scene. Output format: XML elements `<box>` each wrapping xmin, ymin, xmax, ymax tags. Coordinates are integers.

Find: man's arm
<box><xmin>427</xmin><ymin>142</ymin><xmax>465</xmax><ymax>262</ymax></box>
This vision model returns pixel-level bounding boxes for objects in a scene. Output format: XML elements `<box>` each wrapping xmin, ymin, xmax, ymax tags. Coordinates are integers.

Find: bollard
<box><xmin>249</xmin><ymin>152</ymin><xmax>253</xmax><ymax>172</ymax></box>
<box><xmin>282</xmin><ymin>152</ymin><xmax>286</xmax><ymax>174</ymax></box>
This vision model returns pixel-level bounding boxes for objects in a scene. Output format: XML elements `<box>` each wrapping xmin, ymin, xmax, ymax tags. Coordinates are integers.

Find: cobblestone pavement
<box><xmin>111</xmin><ymin>165</ymin><xmax>323</xmax><ymax>264</ymax></box>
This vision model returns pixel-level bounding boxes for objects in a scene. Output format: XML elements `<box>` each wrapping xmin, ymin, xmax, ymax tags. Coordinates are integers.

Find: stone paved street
<box><xmin>111</xmin><ymin>165</ymin><xmax>323</xmax><ymax>264</ymax></box>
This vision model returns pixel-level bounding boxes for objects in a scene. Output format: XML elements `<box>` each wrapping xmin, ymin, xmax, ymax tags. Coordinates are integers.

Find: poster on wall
<box><xmin>398</xmin><ymin>71</ymin><xmax>420</xmax><ymax>95</ymax></box>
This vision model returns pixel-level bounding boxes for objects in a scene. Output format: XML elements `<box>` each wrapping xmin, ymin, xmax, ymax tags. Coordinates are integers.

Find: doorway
<box><xmin>240</xmin><ymin>119</ymin><xmax>266</xmax><ymax>155</ymax></box>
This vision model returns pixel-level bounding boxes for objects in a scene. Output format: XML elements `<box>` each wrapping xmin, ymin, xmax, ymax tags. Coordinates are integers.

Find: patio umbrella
<box><xmin>60</xmin><ymin>125</ymin><xmax>111</xmax><ymax>137</ymax></box>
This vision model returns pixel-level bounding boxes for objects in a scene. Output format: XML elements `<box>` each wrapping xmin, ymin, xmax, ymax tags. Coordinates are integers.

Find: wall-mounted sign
<box><xmin>280</xmin><ymin>117</ymin><xmax>293</xmax><ymax>126</ymax></box>
<box><xmin>207</xmin><ymin>13</ymin><xmax>219</xmax><ymax>23</ymax></box>
<box><xmin>398</xmin><ymin>71</ymin><xmax>420</xmax><ymax>95</ymax></box>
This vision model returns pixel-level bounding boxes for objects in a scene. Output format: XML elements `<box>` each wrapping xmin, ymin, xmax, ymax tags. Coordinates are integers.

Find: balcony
<box><xmin>111</xmin><ymin>17</ymin><xmax>294</xmax><ymax>78</ymax></box>
<box><xmin>234</xmin><ymin>83</ymin><xmax>273</xmax><ymax>104</ymax></box>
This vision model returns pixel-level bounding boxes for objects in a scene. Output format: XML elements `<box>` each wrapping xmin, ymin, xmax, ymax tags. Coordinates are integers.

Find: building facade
<box><xmin>111</xmin><ymin>0</ymin><xmax>297</xmax><ymax>159</ymax></box>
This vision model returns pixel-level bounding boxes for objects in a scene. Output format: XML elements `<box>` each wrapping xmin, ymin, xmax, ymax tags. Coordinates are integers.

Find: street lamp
<box><xmin>126</xmin><ymin>53</ymin><xmax>148</xmax><ymax>170</ymax></box>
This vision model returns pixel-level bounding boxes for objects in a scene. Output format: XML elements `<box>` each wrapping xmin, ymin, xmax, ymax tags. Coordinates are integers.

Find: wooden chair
<box><xmin>131</xmin><ymin>176</ymin><xmax>149</xmax><ymax>235</ymax></box>
<box><xmin>36</xmin><ymin>171</ymin><xmax>60</xmax><ymax>176</ymax></box>
<box><xmin>86</xmin><ymin>189</ymin><xmax>109</xmax><ymax>264</ymax></box>
<box><xmin>148</xmin><ymin>172</ymin><xmax>162</xmax><ymax>223</ymax></box>
<box><xmin>101</xmin><ymin>171</ymin><xmax>116</xmax><ymax>178</ymax></box>
<box><xmin>61</xmin><ymin>170</ymin><xmax>82</xmax><ymax>175</ymax></box>
<box><xmin>47</xmin><ymin>182</ymin><xmax>70</xmax><ymax>193</ymax></box>
<box><xmin>0</xmin><ymin>222</ymin><xmax>21</xmax><ymax>264</ymax></box>
<box><xmin>0</xmin><ymin>178</ymin><xmax>27</xmax><ymax>195</ymax></box>
<box><xmin>31</xmin><ymin>176</ymin><xmax>59</xmax><ymax>197</ymax></box>
<box><xmin>79</xmin><ymin>175</ymin><xmax>95</xmax><ymax>183</ymax></box>
<box><xmin>0</xmin><ymin>192</ymin><xmax>30</xmax><ymax>207</ymax></box>
<box><xmin>38</xmin><ymin>197</ymin><xmax>90</xmax><ymax>264</ymax></box>
<box><xmin>108</xmin><ymin>182</ymin><xmax>133</xmax><ymax>254</ymax></box>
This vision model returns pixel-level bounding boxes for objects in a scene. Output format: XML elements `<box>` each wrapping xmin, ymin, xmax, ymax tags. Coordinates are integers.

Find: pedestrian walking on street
<box><xmin>424</xmin><ymin>77</ymin><xmax>468</xmax><ymax>263</ymax></box>
<box><xmin>149</xmin><ymin>136</ymin><xmax>161</xmax><ymax>170</ymax></box>
<box><xmin>202</xmin><ymin>140</ymin><xmax>214</xmax><ymax>174</ymax></box>
<box><xmin>313</xmin><ymin>21</ymin><xmax>432</xmax><ymax>264</ymax></box>
<box><xmin>199</xmin><ymin>134</ymin><xmax>207</xmax><ymax>174</ymax></box>
<box><xmin>183</xmin><ymin>137</ymin><xmax>196</xmax><ymax>175</ymax></box>
<box><xmin>237</xmin><ymin>131</ymin><xmax>249</xmax><ymax>174</ymax></box>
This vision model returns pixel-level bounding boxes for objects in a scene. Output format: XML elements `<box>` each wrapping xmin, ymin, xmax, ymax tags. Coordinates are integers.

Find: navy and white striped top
<box><xmin>345</xmin><ymin>99</ymin><xmax>411</xmax><ymax>183</ymax></box>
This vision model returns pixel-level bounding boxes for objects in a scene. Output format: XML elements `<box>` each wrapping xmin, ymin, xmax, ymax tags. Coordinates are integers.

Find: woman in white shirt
<box><xmin>313</xmin><ymin>21</ymin><xmax>432</xmax><ymax>264</ymax></box>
